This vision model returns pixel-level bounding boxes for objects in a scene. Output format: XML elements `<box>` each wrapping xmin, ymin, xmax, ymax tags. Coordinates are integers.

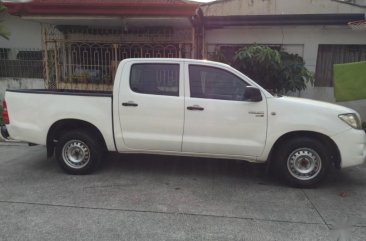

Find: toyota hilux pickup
<box><xmin>1</xmin><ymin>58</ymin><xmax>365</xmax><ymax>187</ymax></box>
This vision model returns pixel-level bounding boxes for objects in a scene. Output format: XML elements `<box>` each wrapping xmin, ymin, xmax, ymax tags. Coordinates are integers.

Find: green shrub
<box><xmin>233</xmin><ymin>45</ymin><xmax>314</xmax><ymax>94</ymax></box>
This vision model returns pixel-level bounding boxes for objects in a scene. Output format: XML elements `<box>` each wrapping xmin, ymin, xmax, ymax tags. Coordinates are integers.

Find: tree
<box><xmin>0</xmin><ymin>3</ymin><xmax>10</xmax><ymax>40</ymax></box>
<box><xmin>233</xmin><ymin>45</ymin><xmax>314</xmax><ymax>94</ymax></box>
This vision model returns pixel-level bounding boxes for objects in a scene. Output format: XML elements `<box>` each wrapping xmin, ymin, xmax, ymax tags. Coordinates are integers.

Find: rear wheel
<box><xmin>55</xmin><ymin>130</ymin><xmax>103</xmax><ymax>174</ymax></box>
<box><xmin>274</xmin><ymin>137</ymin><xmax>330</xmax><ymax>187</ymax></box>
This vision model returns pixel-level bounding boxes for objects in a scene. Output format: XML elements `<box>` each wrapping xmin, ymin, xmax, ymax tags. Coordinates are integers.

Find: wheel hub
<box><xmin>287</xmin><ymin>148</ymin><xmax>322</xmax><ymax>181</ymax></box>
<box><xmin>62</xmin><ymin>140</ymin><xmax>90</xmax><ymax>169</ymax></box>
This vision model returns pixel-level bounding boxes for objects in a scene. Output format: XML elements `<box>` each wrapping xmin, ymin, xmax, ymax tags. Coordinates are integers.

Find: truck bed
<box><xmin>5</xmin><ymin>88</ymin><xmax>116</xmax><ymax>151</ymax></box>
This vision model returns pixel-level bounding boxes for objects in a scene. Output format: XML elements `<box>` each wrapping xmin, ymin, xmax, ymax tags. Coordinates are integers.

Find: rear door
<box><xmin>118</xmin><ymin>61</ymin><xmax>184</xmax><ymax>152</ymax></box>
<box><xmin>182</xmin><ymin>63</ymin><xmax>267</xmax><ymax>157</ymax></box>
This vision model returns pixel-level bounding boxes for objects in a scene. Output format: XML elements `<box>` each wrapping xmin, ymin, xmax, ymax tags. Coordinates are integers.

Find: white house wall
<box><xmin>0</xmin><ymin>14</ymin><xmax>42</xmax><ymax>49</ymax></box>
<box><xmin>0</xmin><ymin>15</ymin><xmax>44</xmax><ymax>100</ymax></box>
<box><xmin>202</xmin><ymin>0</ymin><xmax>366</xmax><ymax>16</ymax></box>
<box><xmin>205</xmin><ymin>25</ymin><xmax>366</xmax><ymax>120</ymax></box>
<box><xmin>0</xmin><ymin>78</ymin><xmax>44</xmax><ymax>101</ymax></box>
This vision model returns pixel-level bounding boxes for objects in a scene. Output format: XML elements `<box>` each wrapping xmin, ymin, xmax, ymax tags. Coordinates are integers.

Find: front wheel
<box><xmin>274</xmin><ymin>137</ymin><xmax>331</xmax><ymax>188</ymax></box>
<box><xmin>55</xmin><ymin>130</ymin><xmax>103</xmax><ymax>174</ymax></box>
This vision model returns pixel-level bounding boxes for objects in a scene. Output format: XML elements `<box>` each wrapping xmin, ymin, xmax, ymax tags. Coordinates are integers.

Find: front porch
<box><xmin>5</xmin><ymin>0</ymin><xmax>202</xmax><ymax>90</ymax></box>
<box><xmin>43</xmin><ymin>23</ymin><xmax>195</xmax><ymax>90</ymax></box>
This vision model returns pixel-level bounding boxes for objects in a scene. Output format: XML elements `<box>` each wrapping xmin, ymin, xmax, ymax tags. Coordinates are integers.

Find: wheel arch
<box><xmin>268</xmin><ymin>131</ymin><xmax>341</xmax><ymax>169</ymax></box>
<box><xmin>46</xmin><ymin>119</ymin><xmax>107</xmax><ymax>158</ymax></box>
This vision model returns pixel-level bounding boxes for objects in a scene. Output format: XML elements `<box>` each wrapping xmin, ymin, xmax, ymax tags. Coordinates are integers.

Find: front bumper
<box><xmin>332</xmin><ymin>128</ymin><xmax>366</xmax><ymax>168</ymax></box>
<box><xmin>0</xmin><ymin>124</ymin><xmax>10</xmax><ymax>140</ymax></box>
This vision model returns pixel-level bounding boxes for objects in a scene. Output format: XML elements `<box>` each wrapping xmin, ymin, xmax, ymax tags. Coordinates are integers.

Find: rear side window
<box><xmin>130</xmin><ymin>63</ymin><xmax>179</xmax><ymax>96</ymax></box>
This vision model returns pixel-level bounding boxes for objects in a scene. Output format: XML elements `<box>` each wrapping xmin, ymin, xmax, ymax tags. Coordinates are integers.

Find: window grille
<box><xmin>315</xmin><ymin>45</ymin><xmax>366</xmax><ymax>87</ymax></box>
<box><xmin>0</xmin><ymin>48</ymin><xmax>43</xmax><ymax>79</ymax></box>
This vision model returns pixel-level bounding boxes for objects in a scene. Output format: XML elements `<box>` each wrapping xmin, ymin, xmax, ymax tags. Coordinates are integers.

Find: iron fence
<box><xmin>0</xmin><ymin>48</ymin><xmax>43</xmax><ymax>79</ymax></box>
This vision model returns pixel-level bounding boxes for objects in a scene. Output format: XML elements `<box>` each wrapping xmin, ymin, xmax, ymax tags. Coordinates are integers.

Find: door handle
<box><xmin>187</xmin><ymin>105</ymin><xmax>204</xmax><ymax>111</ymax></box>
<box><xmin>122</xmin><ymin>101</ymin><xmax>138</xmax><ymax>107</ymax></box>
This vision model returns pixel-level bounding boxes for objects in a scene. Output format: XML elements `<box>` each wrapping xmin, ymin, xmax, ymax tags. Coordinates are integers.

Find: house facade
<box><xmin>1</xmin><ymin>0</ymin><xmax>200</xmax><ymax>92</ymax></box>
<box><xmin>0</xmin><ymin>0</ymin><xmax>366</xmax><ymax>118</ymax></box>
<box><xmin>202</xmin><ymin>0</ymin><xmax>366</xmax><ymax>119</ymax></box>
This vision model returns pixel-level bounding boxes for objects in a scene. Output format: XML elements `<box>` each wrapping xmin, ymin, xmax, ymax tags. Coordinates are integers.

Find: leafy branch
<box><xmin>0</xmin><ymin>3</ymin><xmax>10</xmax><ymax>40</ymax></box>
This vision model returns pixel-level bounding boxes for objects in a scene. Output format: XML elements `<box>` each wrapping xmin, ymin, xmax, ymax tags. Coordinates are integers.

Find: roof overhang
<box><xmin>20</xmin><ymin>16</ymin><xmax>194</xmax><ymax>28</ymax></box>
<box><xmin>4</xmin><ymin>0</ymin><xmax>199</xmax><ymax>17</ymax></box>
<box><xmin>204</xmin><ymin>14</ymin><xmax>366</xmax><ymax>29</ymax></box>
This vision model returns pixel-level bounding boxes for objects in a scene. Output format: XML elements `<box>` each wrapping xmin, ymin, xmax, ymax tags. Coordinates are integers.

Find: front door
<box><xmin>182</xmin><ymin>64</ymin><xmax>267</xmax><ymax>157</ymax></box>
<box><xmin>118</xmin><ymin>62</ymin><xmax>184</xmax><ymax>152</ymax></box>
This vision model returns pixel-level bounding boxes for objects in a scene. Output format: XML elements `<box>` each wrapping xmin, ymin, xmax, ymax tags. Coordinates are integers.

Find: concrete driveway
<box><xmin>0</xmin><ymin>143</ymin><xmax>365</xmax><ymax>241</ymax></box>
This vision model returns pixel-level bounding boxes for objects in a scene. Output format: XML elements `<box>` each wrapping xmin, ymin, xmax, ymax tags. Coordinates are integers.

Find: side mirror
<box><xmin>243</xmin><ymin>86</ymin><xmax>262</xmax><ymax>102</ymax></box>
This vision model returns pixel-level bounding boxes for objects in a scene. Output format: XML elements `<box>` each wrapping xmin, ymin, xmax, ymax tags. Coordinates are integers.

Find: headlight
<box><xmin>338</xmin><ymin>113</ymin><xmax>362</xmax><ymax>129</ymax></box>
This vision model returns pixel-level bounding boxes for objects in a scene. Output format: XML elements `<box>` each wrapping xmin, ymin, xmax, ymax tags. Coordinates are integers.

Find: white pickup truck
<box><xmin>1</xmin><ymin>58</ymin><xmax>365</xmax><ymax>187</ymax></box>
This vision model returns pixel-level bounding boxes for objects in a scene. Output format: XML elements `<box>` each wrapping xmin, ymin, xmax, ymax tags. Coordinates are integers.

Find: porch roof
<box><xmin>204</xmin><ymin>14</ymin><xmax>366</xmax><ymax>29</ymax></box>
<box><xmin>4</xmin><ymin>0</ymin><xmax>199</xmax><ymax>17</ymax></box>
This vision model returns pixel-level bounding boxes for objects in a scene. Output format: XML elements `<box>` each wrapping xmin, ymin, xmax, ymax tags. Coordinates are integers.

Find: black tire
<box><xmin>55</xmin><ymin>130</ymin><xmax>103</xmax><ymax>174</ymax></box>
<box><xmin>273</xmin><ymin>137</ymin><xmax>330</xmax><ymax>188</ymax></box>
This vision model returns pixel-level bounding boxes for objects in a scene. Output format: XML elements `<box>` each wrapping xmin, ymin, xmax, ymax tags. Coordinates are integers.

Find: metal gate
<box><xmin>43</xmin><ymin>25</ymin><xmax>194</xmax><ymax>90</ymax></box>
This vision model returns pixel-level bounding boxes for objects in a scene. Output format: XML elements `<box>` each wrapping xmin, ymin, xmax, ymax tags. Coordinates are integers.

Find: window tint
<box><xmin>189</xmin><ymin>65</ymin><xmax>248</xmax><ymax>101</ymax></box>
<box><xmin>130</xmin><ymin>64</ymin><xmax>179</xmax><ymax>96</ymax></box>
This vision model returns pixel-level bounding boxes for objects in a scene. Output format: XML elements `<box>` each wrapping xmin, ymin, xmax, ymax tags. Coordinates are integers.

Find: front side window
<box><xmin>189</xmin><ymin>65</ymin><xmax>248</xmax><ymax>101</ymax></box>
<box><xmin>130</xmin><ymin>63</ymin><xmax>179</xmax><ymax>96</ymax></box>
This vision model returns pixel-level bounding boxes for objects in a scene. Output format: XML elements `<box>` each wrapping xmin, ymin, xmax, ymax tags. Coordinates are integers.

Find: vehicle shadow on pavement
<box><xmin>321</xmin><ymin>165</ymin><xmax>366</xmax><ymax>189</ymax></box>
<box><xmin>99</xmin><ymin>152</ymin><xmax>366</xmax><ymax>189</ymax></box>
<box><xmin>13</xmin><ymin>146</ymin><xmax>364</xmax><ymax>188</ymax></box>
<box><xmin>100</xmin><ymin>153</ymin><xmax>281</xmax><ymax>186</ymax></box>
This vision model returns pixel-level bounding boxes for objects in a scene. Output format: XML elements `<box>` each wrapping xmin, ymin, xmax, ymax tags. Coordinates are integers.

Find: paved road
<box><xmin>0</xmin><ymin>143</ymin><xmax>365</xmax><ymax>241</ymax></box>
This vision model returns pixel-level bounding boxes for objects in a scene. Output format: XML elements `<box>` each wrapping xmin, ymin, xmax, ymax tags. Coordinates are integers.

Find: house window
<box><xmin>0</xmin><ymin>49</ymin><xmax>43</xmax><ymax>78</ymax></box>
<box><xmin>17</xmin><ymin>50</ymin><xmax>43</xmax><ymax>61</ymax></box>
<box><xmin>0</xmin><ymin>48</ymin><xmax>9</xmax><ymax>60</ymax></box>
<box><xmin>315</xmin><ymin>45</ymin><xmax>366</xmax><ymax>87</ymax></box>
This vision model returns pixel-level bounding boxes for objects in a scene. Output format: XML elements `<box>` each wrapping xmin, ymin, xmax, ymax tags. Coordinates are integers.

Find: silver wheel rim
<box><xmin>62</xmin><ymin>140</ymin><xmax>90</xmax><ymax>169</ymax></box>
<box><xmin>287</xmin><ymin>148</ymin><xmax>322</xmax><ymax>181</ymax></box>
